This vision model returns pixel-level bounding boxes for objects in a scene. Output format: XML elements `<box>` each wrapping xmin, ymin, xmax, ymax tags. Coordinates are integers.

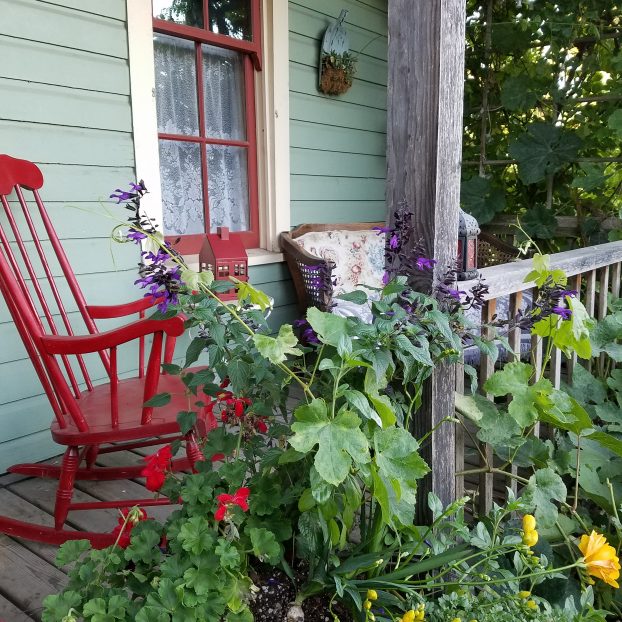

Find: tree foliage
<box><xmin>462</xmin><ymin>1</ymin><xmax>622</xmax><ymax>249</ymax></box>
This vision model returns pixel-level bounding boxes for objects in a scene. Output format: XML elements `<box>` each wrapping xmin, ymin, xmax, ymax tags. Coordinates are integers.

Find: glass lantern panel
<box><xmin>467</xmin><ymin>239</ymin><xmax>477</xmax><ymax>269</ymax></box>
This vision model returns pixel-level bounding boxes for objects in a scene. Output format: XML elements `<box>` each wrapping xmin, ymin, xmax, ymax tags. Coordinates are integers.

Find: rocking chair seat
<box><xmin>51</xmin><ymin>370</ymin><xmax>207</xmax><ymax>446</ymax></box>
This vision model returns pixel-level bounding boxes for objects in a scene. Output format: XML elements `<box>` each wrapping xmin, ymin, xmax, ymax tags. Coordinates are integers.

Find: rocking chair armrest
<box><xmin>86</xmin><ymin>296</ymin><xmax>162</xmax><ymax>319</ymax></box>
<box><xmin>40</xmin><ymin>316</ymin><xmax>185</xmax><ymax>355</ymax></box>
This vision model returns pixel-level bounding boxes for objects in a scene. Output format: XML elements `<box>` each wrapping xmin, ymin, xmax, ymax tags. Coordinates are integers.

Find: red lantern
<box><xmin>199</xmin><ymin>227</ymin><xmax>248</xmax><ymax>301</ymax></box>
<box><xmin>457</xmin><ymin>208</ymin><xmax>479</xmax><ymax>281</ymax></box>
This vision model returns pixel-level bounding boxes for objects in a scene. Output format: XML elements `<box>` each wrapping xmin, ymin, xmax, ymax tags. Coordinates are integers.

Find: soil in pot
<box><xmin>249</xmin><ymin>567</ymin><xmax>353</xmax><ymax>622</ymax></box>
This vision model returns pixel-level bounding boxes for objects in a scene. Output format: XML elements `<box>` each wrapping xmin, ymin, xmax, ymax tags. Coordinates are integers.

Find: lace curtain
<box><xmin>154</xmin><ymin>34</ymin><xmax>250</xmax><ymax>237</ymax></box>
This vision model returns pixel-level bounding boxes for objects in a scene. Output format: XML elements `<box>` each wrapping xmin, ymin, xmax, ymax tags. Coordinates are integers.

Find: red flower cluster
<box><xmin>141</xmin><ymin>445</ymin><xmax>172</xmax><ymax>492</ymax></box>
<box><xmin>214</xmin><ymin>487</ymin><xmax>250</xmax><ymax>521</ymax></box>
<box><xmin>111</xmin><ymin>507</ymin><xmax>147</xmax><ymax>548</ymax></box>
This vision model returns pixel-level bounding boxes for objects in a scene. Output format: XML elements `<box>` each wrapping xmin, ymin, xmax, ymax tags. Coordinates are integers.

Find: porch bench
<box><xmin>280</xmin><ymin>222</ymin><xmax>533</xmax><ymax>362</ymax></box>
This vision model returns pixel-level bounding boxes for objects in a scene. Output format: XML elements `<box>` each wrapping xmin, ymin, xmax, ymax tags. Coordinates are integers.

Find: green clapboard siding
<box><xmin>288</xmin><ymin>0</ymin><xmax>388</xmax><ymax>226</ymax></box>
<box><xmin>0</xmin><ymin>1</ymin><xmax>139</xmax><ymax>470</ymax></box>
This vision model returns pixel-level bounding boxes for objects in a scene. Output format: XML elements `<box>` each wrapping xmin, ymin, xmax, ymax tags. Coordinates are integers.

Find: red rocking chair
<box><xmin>0</xmin><ymin>154</ymin><xmax>208</xmax><ymax>547</ymax></box>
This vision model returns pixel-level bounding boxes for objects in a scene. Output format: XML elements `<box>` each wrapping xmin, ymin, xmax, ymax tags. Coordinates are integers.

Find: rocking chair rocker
<box><xmin>0</xmin><ymin>155</ymin><xmax>208</xmax><ymax>547</ymax></box>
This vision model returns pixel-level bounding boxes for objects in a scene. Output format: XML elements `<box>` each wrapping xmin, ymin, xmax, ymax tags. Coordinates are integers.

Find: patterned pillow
<box><xmin>295</xmin><ymin>230</ymin><xmax>385</xmax><ymax>295</ymax></box>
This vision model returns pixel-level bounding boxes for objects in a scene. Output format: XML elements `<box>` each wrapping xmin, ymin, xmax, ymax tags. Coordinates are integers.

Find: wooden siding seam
<box><xmin>0</xmin><ymin>33</ymin><xmax>128</xmax><ymax>61</ymax></box>
<box><xmin>36</xmin><ymin>0</ymin><xmax>126</xmax><ymax>23</ymax></box>
<box><xmin>0</xmin><ymin>117</ymin><xmax>133</xmax><ymax>137</ymax></box>
<box><xmin>0</xmin><ymin>74</ymin><xmax>129</xmax><ymax>98</ymax></box>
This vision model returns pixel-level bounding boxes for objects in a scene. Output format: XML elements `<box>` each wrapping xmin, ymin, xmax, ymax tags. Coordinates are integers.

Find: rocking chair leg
<box><xmin>55</xmin><ymin>446</ymin><xmax>79</xmax><ymax>530</ymax></box>
<box><xmin>85</xmin><ymin>444</ymin><xmax>100</xmax><ymax>468</ymax></box>
<box><xmin>185</xmin><ymin>432</ymin><xmax>203</xmax><ymax>471</ymax></box>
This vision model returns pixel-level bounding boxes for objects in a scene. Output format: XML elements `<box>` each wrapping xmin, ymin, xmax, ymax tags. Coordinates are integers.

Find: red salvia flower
<box><xmin>255</xmin><ymin>417</ymin><xmax>269</xmax><ymax>434</ymax></box>
<box><xmin>214</xmin><ymin>487</ymin><xmax>250</xmax><ymax>521</ymax></box>
<box><xmin>141</xmin><ymin>445</ymin><xmax>173</xmax><ymax>492</ymax></box>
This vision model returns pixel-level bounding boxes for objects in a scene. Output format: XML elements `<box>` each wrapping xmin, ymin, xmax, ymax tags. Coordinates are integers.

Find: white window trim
<box><xmin>126</xmin><ymin>0</ymin><xmax>290</xmax><ymax>265</ymax></box>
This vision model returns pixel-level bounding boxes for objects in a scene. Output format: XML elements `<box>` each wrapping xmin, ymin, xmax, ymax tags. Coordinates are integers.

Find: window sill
<box><xmin>183</xmin><ymin>248</ymin><xmax>284</xmax><ymax>272</ymax></box>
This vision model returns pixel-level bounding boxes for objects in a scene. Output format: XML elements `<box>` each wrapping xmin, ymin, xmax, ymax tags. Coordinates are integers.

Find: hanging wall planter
<box><xmin>318</xmin><ymin>9</ymin><xmax>357</xmax><ymax>96</ymax></box>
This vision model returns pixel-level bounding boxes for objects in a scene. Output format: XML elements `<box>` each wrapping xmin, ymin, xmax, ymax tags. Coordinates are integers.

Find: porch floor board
<box><xmin>0</xmin><ymin>446</ymin><xmax>173</xmax><ymax>621</ymax></box>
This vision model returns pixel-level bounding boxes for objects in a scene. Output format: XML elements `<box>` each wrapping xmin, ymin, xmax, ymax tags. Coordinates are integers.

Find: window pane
<box><xmin>154</xmin><ymin>34</ymin><xmax>199</xmax><ymax>136</ymax></box>
<box><xmin>159</xmin><ymin>140</ymin><xmax>205</xmax><ymax>236</ymax></box>
<box><xmin>152</xmin><ymin>0</ymin><xmax>204</xmax><ymax>28</ymax></box>
<box><xmin>209</xmin><ymin>0</ymin><xmax>251</xmax><ymax>40</ymax></box>
<box><xmin>202</xmin><ymin>44</ymin><xmax>247</xmax><ymax>141</ymax></box>
<box><xmin>207</xmin><ymin>145</ymin><xmax>250</xmax><ymax>232</ymax></box>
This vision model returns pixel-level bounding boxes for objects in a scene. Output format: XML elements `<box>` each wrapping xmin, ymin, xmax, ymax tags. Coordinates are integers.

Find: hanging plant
<box><xmin>319</xmin><ymin>51</ymin><xmax>357</xmax><ymax>95</ymax></box>
<box><xmin>318</xmin><ymin>9</ymin><xmax>357</xmax><ymax>96</ymax></box>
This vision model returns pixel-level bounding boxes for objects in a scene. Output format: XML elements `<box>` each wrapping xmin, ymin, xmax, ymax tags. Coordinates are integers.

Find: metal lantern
<box><xmin>199</xmin><ymin>227</ymin><xmax>248</xmax><ymax>301</ymax></box>
<box><xmin>457</xmin><ymin>208</ymin><xmax>480</xmax><ymax>281</ymax></box>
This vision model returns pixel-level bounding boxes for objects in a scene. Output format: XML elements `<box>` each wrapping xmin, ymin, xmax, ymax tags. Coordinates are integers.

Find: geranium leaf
<box><xmin>253</xmin><ymin>324</ymin><xmax>302</xmax><ymax>364</ymax></box>
<box><xmin>306</xmin><ymin>306</ymin><xmax>350</xmax><ymax>347</ymax></box>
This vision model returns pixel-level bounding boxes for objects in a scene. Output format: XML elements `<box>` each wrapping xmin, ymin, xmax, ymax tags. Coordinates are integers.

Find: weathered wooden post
<box><xmin>386</xmin><ymin>0</ymin><xmax>467</xmax><ymax>521</ymax></box>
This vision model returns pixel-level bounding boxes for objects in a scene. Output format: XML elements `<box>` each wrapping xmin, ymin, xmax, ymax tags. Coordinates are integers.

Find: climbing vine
<box><xmin>461</xmin><ymin>0</ymin><xmax>622</xmax><ymax>249</ymax></box>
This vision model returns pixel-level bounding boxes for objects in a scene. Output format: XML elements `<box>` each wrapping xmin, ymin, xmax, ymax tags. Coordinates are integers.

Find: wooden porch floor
<box><xmin>0</xmin><ymin>445</ymin><xmax>175</xmax><ymax>622</ymax></box>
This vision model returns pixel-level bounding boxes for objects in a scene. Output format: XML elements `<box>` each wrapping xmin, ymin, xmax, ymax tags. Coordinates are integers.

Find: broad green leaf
<box><xmin>607</xmin><ymin>109</ymin><xmax>622</xmax><ymax>139</ymax></box>
<box><xmin>475</xmin><ymin>400</ymin><xmax>524</xmax><ymax>448</ymax></box>
<box><xmin>367</xmin><ymin>393</ymin><xmax>397</xmax><ymax>427</ymax></box>
<box><xmin>55</xmin><ymin>539</ymin><xmax>91</xmax><ymax>567</ymax></box>
<box><xmin>508</xmin><ymin>123</ymin><xmax>582</xmax><ymax>185</ymax></box>
<box><xmin>522</xmin><ymin>205</ymin><xmax>558</xmax><ymax>239</ymax></box>
<box><xmin>289</xmin><ymin>400</ymin><xmax>370</xmax><ymax>485</ymax></box>
<box><xmin>523</xmin><ymin>467</ymin><xmax>567</xmax><ymax>528</ymax></box>
<box><xmin>253</xmin><ymin>324</ymin><xmax>302</xmax><ymax>364</ymax></box>
<box><xmin>374</xmin><ymin>427</ymin><xmax>430</xmax><ymax>487</ymax></box>
<box><xmin>552</xmin><ymin>297</ymin><xmax>594</xmax><ymax>359</ymax></box>
<box><xmin>215</xmin><ymin>538</ymin><xmax>241</xmax><ymax>569</ymax></box>
<box><xmin>42</xmin><ymin>591</ymin><xmax>82</xmax><ymax>622</ymax></box>
<box><xmin>177</xmin><ymin>410</ymin><xmax>197</xmax><ymax>435</ymax></box>
<box><xmin>336</xmin><ymin>290</ymin><xmax>368</xmax><ymax>304</ymax></box>
<box><xmin>567</xmin><ymin>364</ymin><xmax>607</xmax><ymax>405</ymax></box>
<box><xmin>454</xmin><ymin>392</ymin><xmax>486</xmax><ymax>422</ymax></box>
<box><xmin>501</xmin><ymin>75</ymin><xmax>540</xmax><ymax>111</ymax></box>
<box><xmin>584</xmin><ymin>431</ymin><xmax>622</xmax><ymax>458</ymax></box>
<box><xmin>248</xmin><ymin>527</ymin><xmax>280</xmax><ymax>565</ymax></box>
<box><xmin>343</xmin><ymin>389</ymin><xmax>382</xmax><ymax>427</ymax></box>
<box><xmin>227</xmin><ymin>359</ymin><xmax>251</xmax><ymax>392</ymax></box>
<box><xmin>185</xmin><ymin>337</ymin><xmax>206</xmax><ymax>367</ymax></box>
<box><xmin>177</xmin><ymin>517</ymin><xmax>215</xmax><ymax>555</ymax></box>
<box><xmin>460</xmin><ymin>176</ymin><xmax>506</xmax><ymax>224</ymax></box>
<box><xmin>233</xmin><ymin>278</ymin><xmax>272</xmax><ymax>311</ymax></box>
<box><xmin>306</xmin><ymin>306</ymin><xmax>349</xmax><ymax>347</ymax></box>
<box><xmin>590</xmin><ymin>312</ymin><xmax>622</xmax><ymax>362</ymax></box>
<box><xmin>143</xmin><ymin>392</ymin><xmax>171</xmax><ymax>408</ymax></box>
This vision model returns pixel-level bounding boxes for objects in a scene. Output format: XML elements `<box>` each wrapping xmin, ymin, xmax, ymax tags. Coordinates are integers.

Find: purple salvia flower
<box><xmin>130</xmin><ymin>181</ymin><xmax>147</xmax><ymax>193</ymax></box>
<box><xmin>552</xmin><ymin>306</ymin><xmax>572</xmax><ymax>320</ymax></box>
<box><xmin>372</xmin><ymin>226</ymin><xmax>391</xmax><ymax>235</ymax></box>
<box><xmin>127</xmin><ymin>228</ymin><xmax>147</xmax><ymax>243</ymax></box>
<box><xmin>389</xmin><ymin>233</ymin><xmax>399</xmax><ymax>249</ymax></box>
<box><xmin>110</xmin><ymin>189</ymin><xmax>134</xmax><ymax>203</ymax></box>
<box><xmin>416</xmin><ymin>257</ymin><xmax>437</xmax><ymax>271</ymax></box>
<box><xmin>559</xmin><ymin>289</ymin><xmax>578</xmax><ymax>298</ymax></box>
<box><xmin>382</xmin><ymin>271</ymin><xmax>390</xmax><ymax>285</ymax></box>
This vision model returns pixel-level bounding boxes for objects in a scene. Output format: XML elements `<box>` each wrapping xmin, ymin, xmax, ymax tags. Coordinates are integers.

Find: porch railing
<box><xmin>454</xmin><ymin>240</ymin><xmax>622</xmax><ymax>514</ymax></box>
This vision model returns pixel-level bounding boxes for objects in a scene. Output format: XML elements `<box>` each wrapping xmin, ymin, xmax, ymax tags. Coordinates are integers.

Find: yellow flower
<box><xmin>518</xmin><ymin>590</ymin><xmax>531</xmax><ymax>599</ymax></box>
<box><xmin>522</xmin><ymin>529</ymin><xmax>539</xmax><ymax>547</ymax></box>
<box><xmin>366</xmin><ymin>589</ymin><xmax>378</xmax><ymax>601</ymax></box>
<box><xmin>363</xmin><ymin>599</ymin><xmax>372</xmax><ymax>610</ymax></box>
<box><xmin>526</xmin><ymin>600</ymin><xmax>538</xmax><ymax>610</ymax></box>
<box><xmin>401</xmin><ymin>611</ymin><xmax>416</xmax><ymax>622</ymax></box>
<box><xmin>578</xmin><ymin>531</ymin><xmax>621</xmax><ymax>588</ymax></box>
<box><xmin>523</xmin><ymin>514</ymin><xmax>536</xmax><ymax>533</ymax></box>
<box><xmin>451</xmin><ymin>618</ymin><xmax>462</xmax><ymax>622</ymax></box>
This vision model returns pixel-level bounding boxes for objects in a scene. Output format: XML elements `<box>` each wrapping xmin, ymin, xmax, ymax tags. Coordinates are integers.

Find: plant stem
<box><xmin>573</xmin><ymin>434</ymin><xmax>581</xmax><ymax>511</ymax></box>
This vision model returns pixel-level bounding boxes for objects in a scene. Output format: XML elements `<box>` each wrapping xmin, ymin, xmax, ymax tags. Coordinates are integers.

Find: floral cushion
<box><xmin>295</xmin><ymin>230</ymin><xmax>385</xmax><ymax>296</ymax></box>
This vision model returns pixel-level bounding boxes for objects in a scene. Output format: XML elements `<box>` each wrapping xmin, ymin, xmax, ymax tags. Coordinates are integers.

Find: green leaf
<box><xmin>177</xmin><ymin>517</ymin><xmax>215</xmax><ymax>555</ymax></box>
<box><xmin>306</xmin><ymin>306</ymin><xmax>349</xmax><ymax>347</ymax></box>
<box><xmin>374</xmin><ymin>427</ymin><xmax>429</xmax><ymax>488</ymax></box>
<box><xmin>454</xmin><ymin>392</ymin><xmax>486</xmax><ymax>422</ymax></box>
<box><xmin>567</xmin><ymin>364</ymin><xmax>607</xmax><ymax>405</ymax></box>
<box><xmin>591</xmin><ymin>312</ymin><xmax>622</xmax><ymax>362</ymax></box>
<box><xmin>227</xmin><ymin>359</ymin><xmax>251</xmax><ymax>392</ymax></box>
<box><xmin>552</xmin><ymin>297</ymin><xmax>594</xmax><ymax>359</ymax></box>
<box><xmin>571</xmin><ymin>163</ymin><xmax>609</xmax><ymax>192</ymax></box>
<box><xmin>508</xmin><ymin>123</ymin><xmax>582</xmax><ymax>185</ymax></box>
<box><xmin>584</xmin><ymin>431</ymin><xmax>622</xmax><ymax>458</ymax></box>
<box><xmin>607</xmin><ymin>109</ymin><xmax>622</xmax><ymax>139</ymax></box>
<box><xmin>367</xmin><ymin>393</ymin><xmax>397</xmax><ymax>427</ymax></box>
<box><xmin>523</xmin><ymin>467</ymin><xmax>567</xmax><ymax>528</ymax></box>
<box><xmin>522</xmin><ymin>205</ymin><xmax>558</xmax><ymax>239</ymax></box>
<box><xmin>343</xmin><ymin>389</ymin><xmax>382</xmax><ymax>427</ymax></box>
<box><xmin>475</xmin><ymin>400</ymin><xmax>524</xmax><ymax>448</ymax></box>
<box><xmin>143</xmin><ymin>392</ymin><xmax>172</xmax><ymax>408</ymax></box>
<box><xmin>234</xmin><ymin>278</ymin><xmax>272</xmax><ymax>311</ymax></box>
<box><xmin>177</xmin><ymin>410</ymin><xmax>197</xmax><ymax>435</ymax></box>
<box><xmin>336</xmin><ymin>290</ymin><xmax>368</xmax><ymax>304</ymax></box>
<box><xmin>248</xmin><ymin>527</ymin><xmax>280</xmax><ymax>565</ymax></box>
<box><xmin>501</xmin><ymin>75</ymin><xmax>540</xmax><ymax>111</ymax></box>
<box><xmin>42</xmin><ymin>591</ymin><xmax>82</xmax><ymax>622</ymax></box>
<box><xmin>460</xmin><ymin>176</ymin><xmax>506</xmax><ymax>224</ymax></box>
<box><xmin>55</xmin><ymin>539</ymin><xmax>91</xmax><ymax>567</ymax></box>
<box><xmin>289</xmin><ymin>399</ymin><xmax>370</xmax><ymax>485</ymax></box>
<box><xmin>538</xmin><ymin>391</ymin><xmax>592</xmax><ymax>435</ymax></box>
<box><xmin>253</xmin><ymin>324</ymin><xmax>302</xmax><ymax>364</ymax></box>
<box><xmin>185</xmin><ymin>337</ymin><xmax>206</xmax><ymax>367</ymax></box>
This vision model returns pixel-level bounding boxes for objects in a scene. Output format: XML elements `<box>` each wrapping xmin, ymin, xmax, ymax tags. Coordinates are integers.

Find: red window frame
<box><xmin>153</xmin><ymin>0</ymin><xmax>262</xmax><ymax>253</ymax></box>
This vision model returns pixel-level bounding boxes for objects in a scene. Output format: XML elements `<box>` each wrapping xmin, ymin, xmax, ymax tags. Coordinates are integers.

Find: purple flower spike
<box><xmin>389</xmin><ymin>233</ymin><xmax>399</xmax><ymax>249</ymax></box>
<box><xmin>110</xmin><ymin>189</ymin><xmax>134</xmax><ymax>203</ymax></box>
<box><xmin>552</xmin><ymin>306</ymin><xmax>572</xmax><ymax>320</ymax></box>
<box><xmin>127</xmin><ymin>228</ymin><xmax>147</xmax><ymax>243</ymax></box>
<box><xmin>372</xmin><ymin>226</ymin><xmax>391</xmax><ymax>235</ymax></box>
<box><xmin>382</xmin><ymin>271</ymin><xmax>391</xmax><ymax>285</ymax></box>
<box><xmin>447</xmin><ymin>288</ymin><xmax>465</xmax><ymax>300</ymax></box>
<box><xmin>130</xmin><ymin>181</ymin><xmax>147</xmax><ymax>193</ymax></box>
<box><xmin>416</xmin><ymin>257</ymin><xmax>437</xmax><ymax>271</ymax></box>
<box><xmin>559</xmin><ymin>289</ymin><xmax>578</xmax><ymax>299</ymax></box>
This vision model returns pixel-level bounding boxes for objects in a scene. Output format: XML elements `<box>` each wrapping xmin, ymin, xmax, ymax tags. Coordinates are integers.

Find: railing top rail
<box><xmin>461</xmin><ymin>240</ymin><xmax>622</xmax><ymax>299</ymax></box>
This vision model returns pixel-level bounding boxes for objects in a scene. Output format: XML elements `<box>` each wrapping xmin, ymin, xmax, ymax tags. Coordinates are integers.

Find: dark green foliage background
<box><xmin>461</xmin><ymin>1</ymin><xmax>622</xmax><ymax>249</ymax></box>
